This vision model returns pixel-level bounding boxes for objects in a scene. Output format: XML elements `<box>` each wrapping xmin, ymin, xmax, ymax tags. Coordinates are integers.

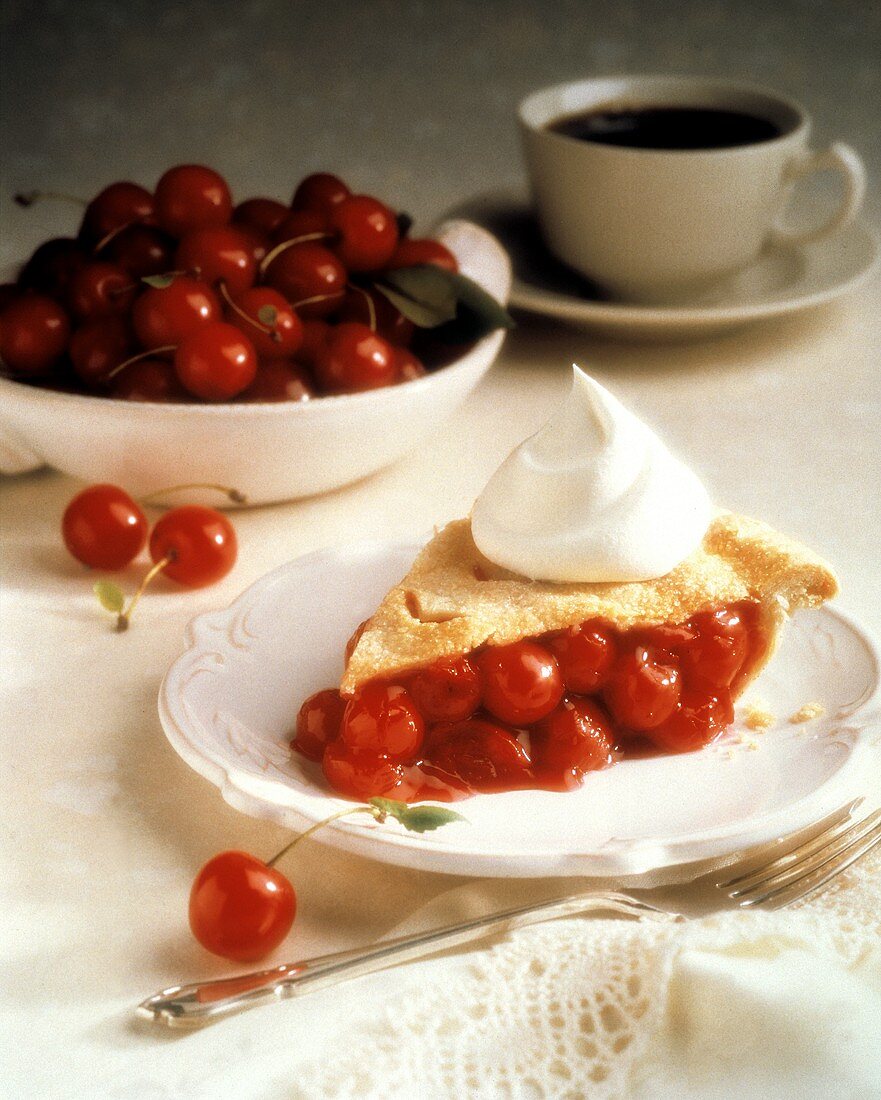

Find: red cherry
<box><xmin>239</xmin><ymin>360</ymin><xmax>313</xmax><ymax>403</ymax></box>
<box><xmin>329</xmin><ymin>195</ymin><xmax>398</xmax><ymax>273</ymax></box>
<box><xmin>149</xmin><ymin>505</ymin><xmax>237</xmax><ymax>587</ymax></box>
<box><xmin>297</xmin><ymin>319</ymin><xmax>331</xmax><ymax>367</ymax></box>
<box><xmin>322</xmin><ymin>740</ymin><xmax>405</xmax><ymax>800</ymax></box>
<box><xmin>393</xmin><ymin>347</ymin><xmax>427</xmax><ymax>383</ymax></box>
<box><xmin>340</xmin><ymin>682</ymin><xmax>424</xmax><ymax>760</ymax></box>
<box><xmin>425</xmin><ymin>718</ymin><xmax>532</xmax><ymax>793</ymax></box>
<box><xmin>236</xmin><ymin>226</ymin><xmax>270</xmax><ymax>267</ymax></box>
<box><xmin>174</xmin><ymin>321</ymin><xmax>257</xmax><ymax>401</ymax></box>
<box><xmin>532</xmin><ymin>698</ymin><xmax>614</xmax><ymax>790</ymax></box>
<box><xmin>233</xmin><ymin>197</ymin><xmax>290</xmax><ymax>237</ymax></box>
<box><xmin>262</xmin><ymin>243</ymin><xmax>346</xmax><ymax>319</ymax></box>
<box><xmin>604</xmin><ymin>646</ymin><xmax>681</xmax><ymax>730</ymax></box>
<box><xmin>189</xmin><ymin>850</ymin><xmax>296</xmax><ymax>962</ymax></box>
<box><xmin>544</xmin><ymin>620</ymin><xmax>617</xmax><ymax>694</ymax></box>
<box><xmin>294</xmin><ymin>689</ymin><xmax>346</xmax><ymax>761</ymax></box>
<box><xmin>18</xmin><ymin>238</ymin><xmax>89</xmax><ymax>297</ymax></box>
<box><xmin>681</xmin><ymin>605</ymin><xmax>751</xmax><ymax>689</ymax></box>
<box><xmin>154</xmin><ymin>164</ymin><xmax>233</xmax><ymax>237</ymax></box>
<box><xmin>0</xmin><ymin>285</ymin><xmax>19</xmax><ymax>312</ymax></box>
<box><xmin>69</xmin><ymin>317</ymin><xmax>131</xmax><ymax>387</ymax></box>
<box><xmin>476</xmin><ymin>640</ymin><xmax>564</xmax><ymax>726</ymax></box>
<box><xmin>335</xmin><ymin>286</ymin><xmax>414</xmax><ymax>346</ymax></box>
<box><xmin>386</xmin><ymin>238</ymin><xmax>458</xmax><ymax>273</ymax></box>
<box><xmin>291</xmin><ymin>173</ymin><xmax>350</xmax><ymax>218</ymax></box>
<box><xmin>103</xmin><ymin>224</ymin><xmax>176</xmax><ymax>278</ymax></box>
<box><xmin>67</xmin><ymin>261</ymin><xmax>134</xmax><ymax>321</ymax></box>
<box><xmin>227</xmin><ymin>286</ymin><xmax>303</xmax><ymax>358</ymax></box>
<box><xmin>111</xmin><ymin>358</ymin><xmax>188</xmax><ymax>402</ymax></box>
<box><xmin>80</xmin><ymin>182</ymin><xmax>155</xmax><ymax>243</ymax></box>
<box><xmin>406</xmin><ymin>656</ymin><xmax>481</xmax><ymax>723</ymax></box>
<box><xmin>632</xmin><ymin>622</ymin><xmax>697</xmax><ymax>653</ymax></box>
<box><xmin>271</xmin><ymin>208</ymin><xmax>329</xmax><ymax>245</ymax></box>
<box><xmin>647</xmin><ymin>687</ymin><xmax>734</xmax><ymax>753</ymax></box>
<box><xmin>62</xmin><ymin>483</ymin><xmax>148</xmax><ymax>569</ymax></box>
<box><xmin>313</xmin><ymin>322</ymin><xmax>396</xmax><ymax>393</ymax></box>
<box><xmin>175</xmin><ymin>226</ymin><xmax>257</xmax><ymax>295</ymax></box>
<box><xmin>132</xmin><ymin>276</ymin><xmax>220</xmax><ymax>348</ymax></box>
<box><xmin>0</xmin><ymin>294</ymin><xmax>70</xmax><ymax>376</ymax></box>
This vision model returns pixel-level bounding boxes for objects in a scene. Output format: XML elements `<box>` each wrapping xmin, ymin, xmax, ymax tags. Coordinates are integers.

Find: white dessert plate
<box><xmin>445</xmin><ymin>190</ymin><xmax>881</xmax><ymax>340</ymax></box>
<box><xmin>159</xmin><ymin>541</ymin><xmax>881</xmax><ymax>880</ymax></box>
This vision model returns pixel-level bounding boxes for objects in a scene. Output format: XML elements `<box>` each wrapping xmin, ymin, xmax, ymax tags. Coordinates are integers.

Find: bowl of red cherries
<box><xmin>0</xmin><ymin>166</ymin><xmax>512</xmax><ymax>504</ymax></box>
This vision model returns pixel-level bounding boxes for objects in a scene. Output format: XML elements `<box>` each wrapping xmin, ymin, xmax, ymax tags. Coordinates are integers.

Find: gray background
<box><xmin>2</xmin><ymin>0</ymin><xmax>879</xmax><ymax>263</ymax></box>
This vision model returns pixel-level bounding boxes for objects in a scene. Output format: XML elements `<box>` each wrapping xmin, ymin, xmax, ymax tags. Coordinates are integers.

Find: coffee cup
<box><xmin>518</xmin><ymin>75</ymin><xmax>866</xmax><ymax>302</ymax></box>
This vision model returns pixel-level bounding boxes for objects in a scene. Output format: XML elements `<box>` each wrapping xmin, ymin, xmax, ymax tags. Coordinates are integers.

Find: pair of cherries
<box><xmin>62</xmin><ymin>482</ymin><xmax>237</xmax><ymax>626</ymax></box>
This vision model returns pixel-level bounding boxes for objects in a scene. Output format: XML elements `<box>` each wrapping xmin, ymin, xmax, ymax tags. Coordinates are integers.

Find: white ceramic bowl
<box><xmin>0</xmin><ymin>219</ymin><xmax>511</xmax><ymax>505</ymax></box>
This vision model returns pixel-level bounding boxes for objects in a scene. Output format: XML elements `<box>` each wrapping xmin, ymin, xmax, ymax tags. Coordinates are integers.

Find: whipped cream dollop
<box><xmin>471</xmin><ymin>366</ymin><xmax>712</xmax><ymax>583</ymax></box>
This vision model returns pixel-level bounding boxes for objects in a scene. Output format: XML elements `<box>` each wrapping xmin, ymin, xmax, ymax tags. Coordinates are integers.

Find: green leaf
<box><xmin>93</xmin><ymin>580</ymin><xmax>125</xmax><ymax>613</ymax></box>
<box><xmin>375</xmin><ymin>264</ymin><xmax>514</xmax><ymax>342</ymax></box>
<box><xmin>141</xmin><ymin>272</ymin><xmax>179</xmax><ymax>290</ymax></box>
<box><xmin>448</xmin><ymin>270</ymin><xmax>516</xmax><ymax>332</ymax></box>
<box><xmin>369</xmin><ymin>797</ymin><xmax>467</xmax><ymax>834</ymax></box>
<box><xmin>375</xmin><ymin>282</ymin><xmax>458</xmax><ymax>327</ymax></box>
<box><xmin>257</xmin><ymin>304</ymin><xmax>278</xmax><ymax>327</ymax></box>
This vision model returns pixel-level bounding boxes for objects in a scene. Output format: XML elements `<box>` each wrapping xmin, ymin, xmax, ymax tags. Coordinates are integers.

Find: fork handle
<box><xmin>138</xmin><ymin>890</ymin><xmax>677</xmax><ymax>1028</ymax></box>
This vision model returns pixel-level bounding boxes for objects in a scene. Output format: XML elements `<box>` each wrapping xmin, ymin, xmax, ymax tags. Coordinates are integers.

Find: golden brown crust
<box><xmin>341</xmin><ymin>512</ymin><xmax>838</xmax><ymax>695</ymax></box>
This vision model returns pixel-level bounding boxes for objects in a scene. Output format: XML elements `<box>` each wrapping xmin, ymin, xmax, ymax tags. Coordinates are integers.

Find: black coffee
<box><xmin>546</xmin><ymin>106</ymin><xmax>782</xmax><ymax>150</ymax></box>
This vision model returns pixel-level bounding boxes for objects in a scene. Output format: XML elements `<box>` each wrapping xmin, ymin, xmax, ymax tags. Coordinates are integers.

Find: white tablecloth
<box><xmin>3</xmin><ymin>278</ymin><xmax>880</xmax><ymax>1097</ymax></box>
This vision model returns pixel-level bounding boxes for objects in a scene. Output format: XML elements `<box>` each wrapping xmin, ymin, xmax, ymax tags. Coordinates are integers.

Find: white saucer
<box><xmin>159</xmin><ymin>541</ymin><xmax>881</xmax><ymax>880</ymax></box>
<box><xmin>444</xmin><ymin>191</ymin><xmax>880</xmax><ymax>340</ymax></box>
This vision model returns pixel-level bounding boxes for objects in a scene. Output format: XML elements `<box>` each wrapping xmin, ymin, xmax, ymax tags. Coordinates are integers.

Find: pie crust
<box><xmin>342</xmin><ymin>512</ymin><xmax>838</xmax><ymax>696</ymax></box>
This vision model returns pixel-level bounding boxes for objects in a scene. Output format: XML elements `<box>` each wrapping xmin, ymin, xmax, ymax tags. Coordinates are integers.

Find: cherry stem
<box><xmin>105</xmin><ymin>345</ymin><xmax>176</xmax><ymax>382</ymax></box>
<box><xmin>347</xmin><ymin>283</ymin><xmax>377</xmax><ymax>333</ymax></box>
<box><xmin>109</xmin><ymin>282</ymin><xmax>139</xmax><ymax>298</ymax></box>
<box><xmin>140</xmin><ymin>482</ymin><xmax>247</xmax><ymax>505</ymax></box>
<box><xmin>258</xmin><ymin>232</ymin><xmax>334</xmax><ymax>276</ymax></box>
<box><xmin>218</xmin><ymin>281</ymin><xmax>279</xmax><ymax>341</ymax></box>
<box><xmin>289</xmin><ymin>291</ymin><xmax>341</xmax><ymax>310</ymax></box>
<box><xmin>265</xmin><ymin>805</ymin><xmax>379</xmax><ymax>867</ymax></box>
<box><xmin>14</xmin><ymin>189</ymin><xmax>87</xmax><ymax>208</ymax></box>
<box><xmin>116</xmin><ymin>554</ymin><xmax>174</xmax><ymax>631</ymax></box>
<box><xmin>93</xmin><ymin>220</ymin><xmax>137</xmax><ymax>255</ymax></box>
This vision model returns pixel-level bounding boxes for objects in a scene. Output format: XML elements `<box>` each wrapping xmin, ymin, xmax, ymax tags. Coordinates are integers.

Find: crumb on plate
<box><xmin>789</xmin><ymin>701</ymin><xmax>825</xmax><ymax>724</ymax></box>
<box><xmin>742</xmin><ymin>701</ymin><xmax>775</xmax><ymax>731</ymax></box>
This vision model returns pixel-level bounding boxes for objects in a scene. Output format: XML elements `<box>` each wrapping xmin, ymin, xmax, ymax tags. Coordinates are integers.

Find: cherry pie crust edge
<box><xmin>342</xmin><ymin>511</ymin><xmax>838</xmax><ymax>696</ymax></box>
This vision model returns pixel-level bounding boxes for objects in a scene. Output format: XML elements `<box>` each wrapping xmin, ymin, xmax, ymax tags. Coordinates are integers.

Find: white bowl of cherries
<box><xmin>0</xmin><ymin>167</ymin><xmax>512</xmax><ymax>504</ymax></box>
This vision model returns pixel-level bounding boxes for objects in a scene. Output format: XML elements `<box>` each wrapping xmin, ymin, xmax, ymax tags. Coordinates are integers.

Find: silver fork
<box><xmin>137</xmin><ymin>799</ymin><xmax>881</xmax><ymax>1028</ymax></box>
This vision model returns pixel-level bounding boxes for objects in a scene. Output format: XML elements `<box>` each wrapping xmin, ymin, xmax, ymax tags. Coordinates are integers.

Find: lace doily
<box><xmin>291</xmin><ymin>844</ymin><xmax>881</xmax><ymax>1099</ymax></box>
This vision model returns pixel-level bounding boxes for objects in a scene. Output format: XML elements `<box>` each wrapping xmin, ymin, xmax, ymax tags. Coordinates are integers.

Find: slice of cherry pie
<box><xmin>292</xmin><ymin>512</ymin><xmax>837</xmax><ymax>802</ymax></box>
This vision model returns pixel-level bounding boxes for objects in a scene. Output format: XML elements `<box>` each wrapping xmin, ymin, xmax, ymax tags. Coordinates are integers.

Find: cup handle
<box><xmin>771</xmin><ymin>142</ymin><xmax>866</xmax><ymax>248</ymax></box>
<box><xmin>0</xmin><ymin>421</ymin><xmax>44</xmax><ymax>474</ymax></box>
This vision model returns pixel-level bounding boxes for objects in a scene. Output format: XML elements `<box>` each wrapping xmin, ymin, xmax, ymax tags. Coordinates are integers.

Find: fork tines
<box><xmin>717</xmin><ymin>800</ymin><xmax>881</xmax><ymax>910</ymax></box>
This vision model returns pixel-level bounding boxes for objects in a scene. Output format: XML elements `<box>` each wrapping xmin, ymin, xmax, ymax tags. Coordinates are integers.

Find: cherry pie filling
<box><xmin>292</xmin><ymin>599</ymin><xmax>766</xmax><ymax>803</ymax></box>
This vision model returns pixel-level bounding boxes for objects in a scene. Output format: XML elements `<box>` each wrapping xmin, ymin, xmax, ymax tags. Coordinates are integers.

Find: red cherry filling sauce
<box><xmin>292</xmin><ymin>601</ymin><xmax>764</xmax><ymax>802</ymax></box>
